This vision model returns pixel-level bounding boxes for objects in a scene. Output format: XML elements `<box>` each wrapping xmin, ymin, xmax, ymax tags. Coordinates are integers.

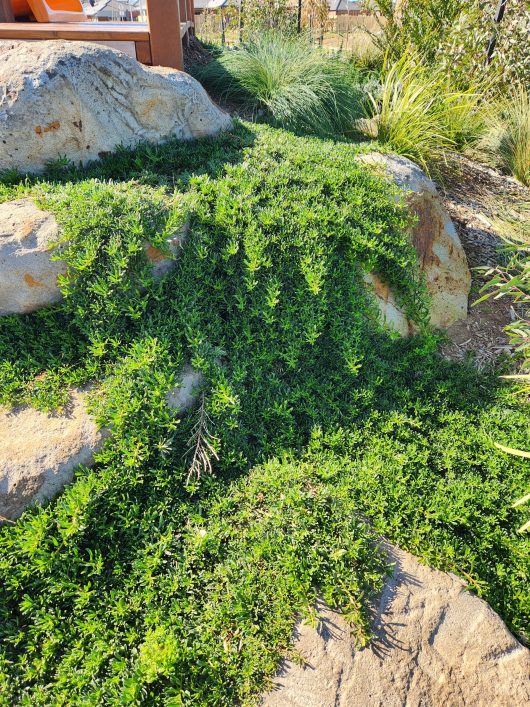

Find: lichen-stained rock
<box><xmin>0</xmin><ymin>41</ymin><xmax>231</xmax><ymax>174</ymax></box>
<box><xmin>0</xmin><ymin>199</ymin><xmax>65</xmax><ymax>315</ymax></box>
<box><xmin>358</xmin><ymin>154</ymin><xmax>471</xmax><ymax>331</ymax></box>
<box><xmin>0</xmin><ymin>390</ymin><xmax>106</xmax><ymax>521</ymax></box>
<box><xmin>262</xmin><ymin>544</ymin><xmax>530</xmax><ymax>707</ymax></box>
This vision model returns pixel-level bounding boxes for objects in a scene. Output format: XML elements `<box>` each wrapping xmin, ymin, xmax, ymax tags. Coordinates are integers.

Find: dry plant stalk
<box><xmin>184</xmin><ymin>393</ymin><xmax>219</xmax><ymax>484</ymax></box>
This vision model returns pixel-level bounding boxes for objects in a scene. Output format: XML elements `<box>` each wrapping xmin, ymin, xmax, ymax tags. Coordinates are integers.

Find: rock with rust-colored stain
<box><xmin>144</xmin><ymin>223</ymin><xmax>189</xmax><ymax>277</ymax></box>
<box><xmin>363</xmin><ymin>272</ymin><xmax>412</xmax><ymax>336</ymax></box>
<box><xmin>0</xmin><ymin>41</ymin><xmax>230</xmax><ymax>174</ymax></box>
<box><xmin>357</xmin><ymin>154</ymin><xmax>471</xmax><ymax>332</ymax></box>
<box><xmin>263</xmin><ymin>543</ymin><xmax>530</xmax><ymax>707</ymax></box>
<box><xmin>0</xmin><ymin>198</ymin><xmax>189</xmax><ymax>316</ymax></box>
<box><xmin>0</xmin><ymin>389</ymin><xmax>107</xmax><ymax>522</ymax></box>
<box><xmin>34</xmin><ymin>121</ymin><xmax>60</xmax><ymax>136</ymax></box>
<box><xmin>0</xmin><ymin>199</ymin><xmax>65</xmax><ymax>315</ymax></box>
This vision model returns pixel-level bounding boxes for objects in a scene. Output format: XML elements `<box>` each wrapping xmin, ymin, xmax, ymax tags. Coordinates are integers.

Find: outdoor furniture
<box><xmin>0</xmin><ymin>0</ymin><xmax>192</xmax><ymax>69</ymax></box>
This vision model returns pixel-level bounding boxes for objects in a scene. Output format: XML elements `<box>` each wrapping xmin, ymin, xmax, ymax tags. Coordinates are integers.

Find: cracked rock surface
<box><xmin>262</xmin><ymin>544</ymin><xmax>530</xmax><ymax>707</ymax></box>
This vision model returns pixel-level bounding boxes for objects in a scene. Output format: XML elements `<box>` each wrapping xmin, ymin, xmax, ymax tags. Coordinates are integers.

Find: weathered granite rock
<box><xmin>358</xmin><ymin>154</ymin><xmax>471</xmax><ymax>332</ymax></box>
<box><xmin>0</xmin><ymin>41</ymin><xmax>231</xmax><ymax>173</ymax></box>
<box><xmin>0</xmin><ymin>363</ymin><xmax>204</xmax><ymax>521</ymax></box>
<box><xmin>0</xmin><ymin>390</ymin><xmax>105</xmax><ymax>521</ymax></box>
<box><xmin>0</xmin><ymin>198</ymin><xmax>65</xmax><ymax>315</ymax></box>
<box><xmin>263</xmin><ymin>544</ymin><xmax>530</xmax><ymax>707</ymax></box>
<box><xmin>165</xmin><ymin>364</ymin><xmax>203</xmax><ymax>413</ymax></box>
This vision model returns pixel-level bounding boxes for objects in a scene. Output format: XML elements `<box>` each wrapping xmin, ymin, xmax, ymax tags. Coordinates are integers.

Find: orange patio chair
<box><xmin>11</xmin><ymin>0</ymin><xmax>87</xmax><ymax>22</ymax></box>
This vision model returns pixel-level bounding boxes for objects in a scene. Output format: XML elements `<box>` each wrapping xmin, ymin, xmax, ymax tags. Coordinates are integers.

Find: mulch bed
<box><xmin>435</xmin><ymin>155</ymin><xmax>529</xmax><ymax>368</ymax></box>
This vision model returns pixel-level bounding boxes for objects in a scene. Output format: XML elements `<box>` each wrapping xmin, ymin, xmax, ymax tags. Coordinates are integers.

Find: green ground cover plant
<box><xmin>0</xmin><ymin>123</ymin><xmax>528</xmax><ymax>704</ymax></box>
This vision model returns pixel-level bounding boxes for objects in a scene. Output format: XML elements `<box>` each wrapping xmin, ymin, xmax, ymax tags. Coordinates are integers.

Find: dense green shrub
<box><xmin>193</xmin><ymin>32</ymin><xmax>365</xmax><ymax>136</ymax></box>
<box><xmin>366</xmin><ymin>0</ymin><xmax>530</xmax><ymax>89</ymax></box>
<box><xmin>0</xmin><ymin>124</ymin><xmax>528</xmax><ymax>703</ymax></box>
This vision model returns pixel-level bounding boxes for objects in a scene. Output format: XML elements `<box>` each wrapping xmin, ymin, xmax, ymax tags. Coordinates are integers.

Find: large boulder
<box><xmin>0</xmin><ymin>199</ymin><xmax>65</xmax><ymax>315</ymax></box>
<box><xmin>0</xmin><ymin>41</ymin><xmax>231</xmax><ymax>173</ymax></box>
<box><xmin>358</xmin><ymin>154</ymin><xmax>471</xmax><ymax>332</ymax></box>
<box><xmin>0</xmin><ymin>390</ymin><xmax>105</xmax><ymax>521</ymax></box>
<box><xmin>0</xmin><ymin>363</ymin><xmax>203</xmax><ymax>521</ymax></box>
<box><xmin>263</xmin><ymin>544</ymin><xmax>530</xmax><ymax>707</ymax></box>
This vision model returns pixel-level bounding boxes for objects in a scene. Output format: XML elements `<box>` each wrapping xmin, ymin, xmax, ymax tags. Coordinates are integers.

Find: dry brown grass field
<box><xmin>194</xmin><ymin>11</ymin><xmax>381</xmax><ymax>53</ymax></box>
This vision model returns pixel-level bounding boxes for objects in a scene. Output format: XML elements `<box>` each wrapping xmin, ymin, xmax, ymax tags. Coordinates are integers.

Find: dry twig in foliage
<box><xmin>184</xmin><ymin>393</ymin><xmax>219</xmax><ymax>484</ymax></box>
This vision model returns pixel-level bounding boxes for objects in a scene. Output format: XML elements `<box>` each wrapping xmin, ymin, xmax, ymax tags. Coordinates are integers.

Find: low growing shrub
<box><xmin>0</xmin><ymin>123</ymin><xmax>528</xmax><ymax>703</ymax></box>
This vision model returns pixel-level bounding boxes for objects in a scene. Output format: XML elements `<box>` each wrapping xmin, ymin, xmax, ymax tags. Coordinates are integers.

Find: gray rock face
<box><xmin>0</xmin><ymin>41</ymin><xmax>231</xmax><ymax>173</ymax></box>
<box><xmin>0</xmin><ymin>199</ymin><xmax>65</xmax><ymax>315</ymax></box>
<box><xmin>359</xmin><ymin>154</ymin><xmax>471</xmax><ymax>333</ymax></box>
<box><xmin>165</xmin><ymin>365</ymin><xmax>203</xmax><ymax>413</ymax></box>
<box><xmin>263</xmin><ymin>544</ymin><xmax>530</xmax><ymax>707</ymax></box>
<box><xmin>0</xmin><ymin>390</ymin><xmax>105</xmax><ymax>521</ymax></box>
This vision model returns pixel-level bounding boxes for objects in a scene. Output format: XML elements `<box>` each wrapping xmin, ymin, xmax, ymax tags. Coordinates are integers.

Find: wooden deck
<box><xmin>0</xmin><ymin>0</ymin><xmax>191</xmax><ymax>69</ymax></box>
<box><xmin>0</xmin><ymin>21</ymin><xmax>151</xmax><ymax>41</ymax></box>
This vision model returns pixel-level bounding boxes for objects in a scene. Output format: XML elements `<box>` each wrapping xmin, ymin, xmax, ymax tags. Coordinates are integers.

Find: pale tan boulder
<box><xmin>0</xmin><ymin>199</ymin><xmax>65</xmax><ymax>315</ymax></box>
<box><xmin>263</xmin><ymin>544</ymin><xmax>530</xmax><ymax>707</ymax></box>
<box><xmin>0</xmin><ymin>363</ymin><xmax>204</xmax><ymax>522</ymax></box>
<box><xmin>358</xmin><ymin>154</ymin><xmax>471</xmax><ymax>332</ymax></box>
<box><xmin>0</xmin><ymin>390</ymin><xmax>105</xmax><ymax>521</ymax></box>
<box><xmin>0</xmin><ymin>41</ymin><xmax>231</xmax><ymax>174</ymax></box>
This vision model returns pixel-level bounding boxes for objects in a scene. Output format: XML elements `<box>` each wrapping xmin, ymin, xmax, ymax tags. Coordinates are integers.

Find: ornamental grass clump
<box><xmin>194</xmin><ymin>31</ymin><xmax>364</xmax><ymax>136</ymax></box>
<box><xmin>480</xmin><ymin>86</ymin><xmax>530</xmax><ymax>187</ymax></box>
<box><xmin>362</xmin><ymin>52</ymin><xmax>485</xmax><ymax>173</ymax></box>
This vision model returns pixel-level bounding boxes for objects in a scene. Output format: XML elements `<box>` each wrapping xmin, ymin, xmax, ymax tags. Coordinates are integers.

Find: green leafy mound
<box><xmin>0</xmin><ymin>123</ymin><xmax>528</xmax><ymax>705</ymax></box>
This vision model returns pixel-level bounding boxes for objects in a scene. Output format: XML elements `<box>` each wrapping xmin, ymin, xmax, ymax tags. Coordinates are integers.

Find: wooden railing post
<box><xmin>178</xmin><ymin>0</ymin><xmax>188</xmax><ymax>29</ymax></box>
<box><xmin>146</xmin><ymin>0</ymin><xmax>184</xmax><ymax>71</ymax></box>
